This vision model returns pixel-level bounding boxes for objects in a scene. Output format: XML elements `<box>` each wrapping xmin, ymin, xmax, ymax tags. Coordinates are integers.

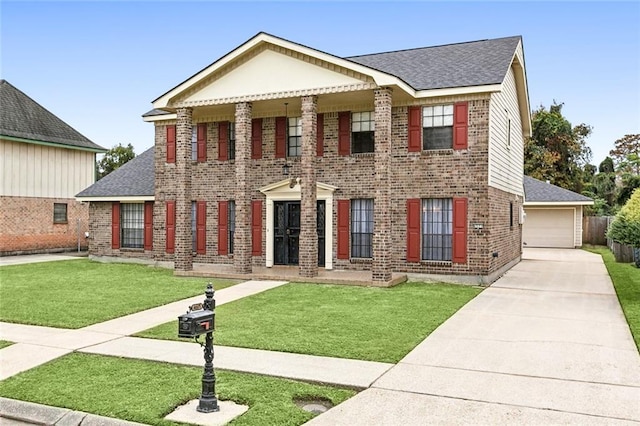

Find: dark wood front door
<box><xmin>274</xmin><ymin>201</ymin><xmax>325</xmax><ymax>266</ymax></box>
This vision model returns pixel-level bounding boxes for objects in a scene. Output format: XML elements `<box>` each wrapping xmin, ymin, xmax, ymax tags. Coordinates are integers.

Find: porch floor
<box><xmin>175</xmin><ymin>263</ymin><xmax>407</xmax><ymax>287</ymax></box>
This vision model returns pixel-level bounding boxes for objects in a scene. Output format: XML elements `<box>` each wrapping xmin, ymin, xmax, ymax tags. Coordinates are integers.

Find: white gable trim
<box><xmin>153</xmin><ymin>33</ymin><xmax>415</xmax><ymax>109</ymax></box>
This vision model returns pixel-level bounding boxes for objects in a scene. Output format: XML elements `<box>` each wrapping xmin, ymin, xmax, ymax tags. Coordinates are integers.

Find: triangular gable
<box><xmin>259</xmin><ymin>179</ymin><xmax>338</xmax><ymax>196</ymax></box>
<box><xmin>153</xmin><ymin>32</ymin><xmax>411</xmax><ymax>109</ymax></box>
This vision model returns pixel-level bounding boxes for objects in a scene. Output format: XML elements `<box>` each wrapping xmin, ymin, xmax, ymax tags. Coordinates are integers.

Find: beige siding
<box><xmin>0</xmin><ymin>139</ymin><xmax>96</xmax><ymax>198</ymax></box>
<box><xmin>575</xmin><ymin>205</ymin><xmax>583</xmax><ymax>246</ymax></box>
<box><xmin>488</xmin><ymin>48</ymin><xmax>524</xmax><ymax>196</ymax></box>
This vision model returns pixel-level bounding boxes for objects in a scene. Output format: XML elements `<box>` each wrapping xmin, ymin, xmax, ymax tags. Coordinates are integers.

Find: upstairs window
<box><xmin>191</xmin><ymin>126</ymin><xmax>198</xmax><ymax>160</ymax></box>
<box><xmin>352</xmin><ymin>111</ymin><xmax>374</xmax><ymax>153</ymax></box>
<box><xmin>53</xmin><ymin>203</ymin><xmax>67</xmax><ymax>224</ymax></box>
<box><xmin>423</xmin><ymin>105</ymin><xmax>453</xmax><ymax>150</ymax></box>
<box><xmin>228</xmin><ymin>122</ymin><xmax>236</xmax><ymax>160</ymax></box>
<box><xmin>288</xmin><ymin>117</ymin><xmax>302</xmax><ymax>157</ymax></box>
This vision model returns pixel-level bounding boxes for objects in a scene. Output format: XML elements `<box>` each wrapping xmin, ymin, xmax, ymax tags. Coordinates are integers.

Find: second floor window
<box><xmin>228</xmin><ymin>122</ymin><xmax>236</xmax><ymax>160</ymax></box>
<box><xmin>191</xmin><ymin>126</ymin><xmax>198</xmax><ymax>160</ymax></box>
<box><xmin>423</xmin><ymin>105</ymin><xmax>453</xmax><ymax>150</ymax></box>
<box><xmin>352</xmin><ymin>111</ymin><xmax>374</xmax><ymax>153</ymax></box>
<box><xmin>288</xmin><ymin>117</ymin><xmax>302</xmax><ymax>157</ymax></box>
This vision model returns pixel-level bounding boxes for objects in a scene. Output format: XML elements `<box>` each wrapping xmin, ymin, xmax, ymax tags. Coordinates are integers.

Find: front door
<box><xmin>274</xmin><ymin>201</ymin><xmax>325</xmax><ymax>266</ymax></box>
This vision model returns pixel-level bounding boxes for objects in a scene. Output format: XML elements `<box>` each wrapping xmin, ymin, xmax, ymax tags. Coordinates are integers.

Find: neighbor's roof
<box><xmin>346</xmin><ymin>36</ymin><xmax>522</xmax><ymax>91</ymax></box>
<box><xmin>523</xmin><ymin>176</ymin><xmax>593</xmax><ymax>204</ymax></box>
<box><xmin>76</xmin><ymin>147</ymin><xmax>154</xmax><ymax>199</ymax></box>
<box><xmin>0</xmin><ymin>79</ymin><xmax>106</xmax><ymax>152</ymax></box>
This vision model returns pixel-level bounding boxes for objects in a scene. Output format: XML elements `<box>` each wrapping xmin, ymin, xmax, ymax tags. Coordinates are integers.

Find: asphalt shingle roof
<box><xmin>0</xmin><ymin>80</ymin><xmax>105</xmax><ymax>151</ymax></box>
<box><xmin>346</xmin><ymin>36</ymin><xmax>522</xmax><ymax>90</ymax></box>
<box><xmin>523</xmin><ymin>175</ymin><xmax>593</xmax><ymax>203</ymax></box>
<box><xmin>76</xmin><ymin>147</ymin><xmax>155</xmax><ymax>198</ymax></box>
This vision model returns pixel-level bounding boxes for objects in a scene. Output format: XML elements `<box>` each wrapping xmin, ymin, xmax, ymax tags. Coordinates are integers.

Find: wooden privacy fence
<box><xmin>610</xmin><ymin>242</ymin><xmax>635</xmax><ymax>263</ymax></box>
<box><xmin>582</xmin><ymin>216</ymin><xmax>612</xmax><ymax>245</ymax></box>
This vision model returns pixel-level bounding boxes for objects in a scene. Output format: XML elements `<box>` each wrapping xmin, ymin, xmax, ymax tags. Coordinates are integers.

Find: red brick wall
<box><xmin>0</xmin><ymin>196</ymin><xmax>89</xmax><ymax>255</ymax></box>
<box><xmin>90</xmin><ymin>93</ymin><xmax>522</xmax><ymax>279</ymax></box>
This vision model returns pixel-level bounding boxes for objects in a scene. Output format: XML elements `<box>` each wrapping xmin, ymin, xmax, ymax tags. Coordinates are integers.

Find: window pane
<box><xmin>423</xmin><ymin>127</ymin><xmax>453</xmax><ymax>150</ymax></box>
<box><xmin>443</xmin><ymin>115</ymin><xmax>453</xmax><ymax>126</ymax></box>
<box><xmin>192</xmin><ymin>126</ymin><xmax>197</xmax><ymax>160</ymax></box>
<box><xmin>288</xmin><ymin>117</ymin><xmax>301</xmax><ymax>157</ymax></box>
<box><xmin>228</xmin><ymin>122</ymin><xmax>236</xmax><ymax>160</ymax></box>
<box><xmin>433</xmin><ymin>105</ymin><xmax>443</xmax><ymax>115</ymax></box>
<box><xmin>351</xmin><ymin>199</ymin><xmax>373</xmax><ymax>258</ymax></box>
<box><xmin>228</xmin><ymin>201</ymin><xmax>235</xmax><ymax>254</ymax></box>
<box><xmin>191</xmin><ymin>202</ymin><xmax>197</xmax><ymax>251</ymax></box>
<box><xmin>121</xmin><ymin>203</ymin><xmax>144</xmax><ymax>249</ymax></box>
<box><xmin>443</xmin><ymin>105</ymin><xmax>453</xmax><ymax>115</ymax></box>
<box><xmin>53</xmin><ymin>203</ymin><xmax>67</xmax><ymax>223</ymax></box>
<box><xmin>422</xmin><ymin>199</ymin><xmax>453</xmax><ymax>261</ymax></box>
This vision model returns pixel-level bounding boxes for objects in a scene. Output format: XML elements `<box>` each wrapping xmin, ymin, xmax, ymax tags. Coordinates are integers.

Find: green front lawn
<box><xmin>0</xmin><ymin>353</ymin><xmax>355</xmax><ymax>426</ymax></box>
<box><xmin>0</xmin><ymin>340</ymin><xmax>13</xmax><ymax>350</ymax></box>
<box><xmin>586</xmin><ymin>246</ymin><xmax>640</xmax><ymax>351</ymax></box>
<box><xmin>138</xmin><ymin>281</ymin><xmax>482</xmax><ymax>363</ymax></box>
<box><xmin>0</xmin><ymin>260</ymin><xmax>238</xmax><ymax>329</ymax></box>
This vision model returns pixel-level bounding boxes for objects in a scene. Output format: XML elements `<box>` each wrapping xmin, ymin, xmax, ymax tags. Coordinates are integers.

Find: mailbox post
<box><xmin>178</xmin><ymin>283</ymin><xmax>219</xmax><ymax>413</ymax></box>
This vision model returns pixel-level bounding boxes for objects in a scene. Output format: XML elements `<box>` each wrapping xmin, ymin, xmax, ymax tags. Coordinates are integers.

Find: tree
<box><xmin>524</xmin><ymin>102</ymin><xmax>592</xmax><ymax>193</ymax></box>
<box><xmin>610</xmin><ymin>134</ymin><xmax>640</xmax><ymax>175</ymax></box>
<box><xmin>97</xmin><ymin>143</ymin><xmax>136</xmax><ymax>180</ymax></box>
<box><xmin>598</xmin><ymin>157</ymin><xmax>614</xmax><ymax>173</ymax></box>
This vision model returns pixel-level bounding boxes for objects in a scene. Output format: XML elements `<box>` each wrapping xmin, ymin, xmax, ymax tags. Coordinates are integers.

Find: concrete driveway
<box><xmin>309</xmin><ymin>248</ymin><xmax>640</xmax><ymax>425</ymax></box>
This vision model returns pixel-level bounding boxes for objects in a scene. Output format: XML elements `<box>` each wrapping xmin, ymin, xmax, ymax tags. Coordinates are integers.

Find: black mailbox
<box><xmin>178</xmin><ymin>309</ymin><xmax>214</xmax><ymax>338</ymax></box>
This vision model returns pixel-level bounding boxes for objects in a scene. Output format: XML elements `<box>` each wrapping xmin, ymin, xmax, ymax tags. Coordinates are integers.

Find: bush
<box><xmin>608</xmin><ymin>188</ymin><xmax>640</xmax><ymax>248</ymax></box>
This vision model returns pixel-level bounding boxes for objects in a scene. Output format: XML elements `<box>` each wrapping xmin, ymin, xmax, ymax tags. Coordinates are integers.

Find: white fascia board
<box><xmin>153</xmin><ymin>33</ymin><xmax>416</xmax><ymax>109</ymax></box>
<box><xmin>414</xmin><ymin>84</ymin><xmax>502</xmax><ymax>99</ymax></box>
<box><xmin>524</xmin><ymin>201</ymin><xmax>594</xmax><ymax>207</ymax></box>
<box><xmin>143</xmin><ymin>113</ymin><xmax>177</xmax><ymax>123</ymax></box>
<box><xmin>76</xmin><ymin>196</ymin><xmax>155</xmax><ymax>203</ymax></box>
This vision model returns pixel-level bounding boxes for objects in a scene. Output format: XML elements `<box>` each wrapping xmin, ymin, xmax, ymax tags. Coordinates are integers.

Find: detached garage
<box><xmin>523</xmin><ymin>176</ymin><xmax>594</xmax><ymax>248</ymax></box>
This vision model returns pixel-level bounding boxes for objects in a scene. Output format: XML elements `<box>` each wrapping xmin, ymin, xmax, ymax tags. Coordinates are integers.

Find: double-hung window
<box><xmin>423</xmin><ymin>105</ymin><xmax>453</xmax><ymax>150</ymax></box>
<box><xmin>228</xmin><ymin>201</ymin><xmax>236</xmax><ymax>254</ymax></box>
<box><xmin>351</xmin><ymin>199</ymin><xmax>373</xmax><ymax>258</ymax></box>
<box><xmin>352</xmin><ymin>111</ymin><xmax>374</xmax><ymax>153</ymax></box>
<box><xmin>191</xmin><ymin>126</ymin><xmax>198</xmax><ymax>160</ymax></box>
<box><xmin>191</xmin><ymin>202</ymin><xmax>197</xmax><ymax>251</ymax></box>
<box><xmin>121</xmin><ymin>203</ymin><xmax>144</xmax><ymax>249</ymax></box>
<box><xmin>287</xmin><ymin>117</ymin><xmax>302</xmax><ymax>157</ymax></box>
<box><xmin>53</xmin><ymin>203</ymin><xmax>67</xmax><ymax>223</ymax></box>
<box><xmin>228</xmin><ymin>122</ymin><xmax>236</xmax><ymax>160</ymax></box>
<box><xmin>421</xmin><ymin>198</ymin><xmax>453</xmax><ymax>261</ymax></box>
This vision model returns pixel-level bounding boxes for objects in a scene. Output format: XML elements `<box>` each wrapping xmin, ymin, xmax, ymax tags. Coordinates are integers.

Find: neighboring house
<box><xmin>77</xmin><ymin>32</ymin><xmax>530</xmax><ymax>284</ymax></box>
<box><xmin>0</xmin><ymin>80</ymin><xmax>106</xmax><ymax>255</ymax></box>
<box><xmin>522</xmin><ymin>176</ymin><xmax>594</xmax><ymax>248</ymax></box>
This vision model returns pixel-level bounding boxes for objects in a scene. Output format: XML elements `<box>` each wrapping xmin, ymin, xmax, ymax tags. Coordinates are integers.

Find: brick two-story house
<box><xmin>77</xmin><ymin>33</ymin><xmax>530</xmax><ymax>284</ymax></box>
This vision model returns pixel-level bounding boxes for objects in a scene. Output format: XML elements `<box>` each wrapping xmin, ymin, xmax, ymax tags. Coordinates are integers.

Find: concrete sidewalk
<box><xmin>308</xmin><ymin>248</ymin><xmax>640</xmax><ymax>425</ymax></box>
<box><xmin>0</xmin><ymin>280</ymin><xmax>288</xmax><ymax>380</ymax></box>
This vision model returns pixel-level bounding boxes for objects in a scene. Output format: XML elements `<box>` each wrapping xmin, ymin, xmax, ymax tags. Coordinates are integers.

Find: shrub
<box><xmin>608</xmin><ymin>188</ymin><xmax>640</xmax><ymax>247</ymax></box>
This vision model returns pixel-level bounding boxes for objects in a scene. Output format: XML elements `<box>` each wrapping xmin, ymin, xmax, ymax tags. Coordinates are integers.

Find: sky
<box><xmin>2</xmin><ymin>1</ymin><xmax>639</xmax><ymax>166</ymax></box>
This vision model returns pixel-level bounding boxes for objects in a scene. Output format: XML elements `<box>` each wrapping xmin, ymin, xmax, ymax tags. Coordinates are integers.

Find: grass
<box><xmin>0</xmin><ymin>353</ymin><xmax>355</xmax><ymax>426</ymax></box>
<box><xmin>138</xmin><ymin>281</ymin><xmax>482</xmax><ymax>363</ymax></box>
<box><xmin>0</xmin><ymin>340</ymin><xmax>13</xmax><ymax>350</ymax></box>
<box><xmin>584</xmin><ymin>246</ymin><xmax>640</xmax><ymax>351</ymax></box>
<box><xmin>0</xmin><ymin>259</ymin><xmax>239</xmax><ymax>329</ymax></box>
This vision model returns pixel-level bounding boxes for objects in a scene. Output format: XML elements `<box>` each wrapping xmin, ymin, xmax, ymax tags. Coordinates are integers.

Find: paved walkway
<box><xmin>308</xmin><ymin>248</ymin><xmax>640</xmax><ymax>425</ymax></box>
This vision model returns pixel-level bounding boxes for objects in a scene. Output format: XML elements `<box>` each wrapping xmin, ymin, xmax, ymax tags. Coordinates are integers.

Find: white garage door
<box><xmin>523</xmin><ymin>208</ymin><xmax>575</xmax><ymax>248</ymax></box>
